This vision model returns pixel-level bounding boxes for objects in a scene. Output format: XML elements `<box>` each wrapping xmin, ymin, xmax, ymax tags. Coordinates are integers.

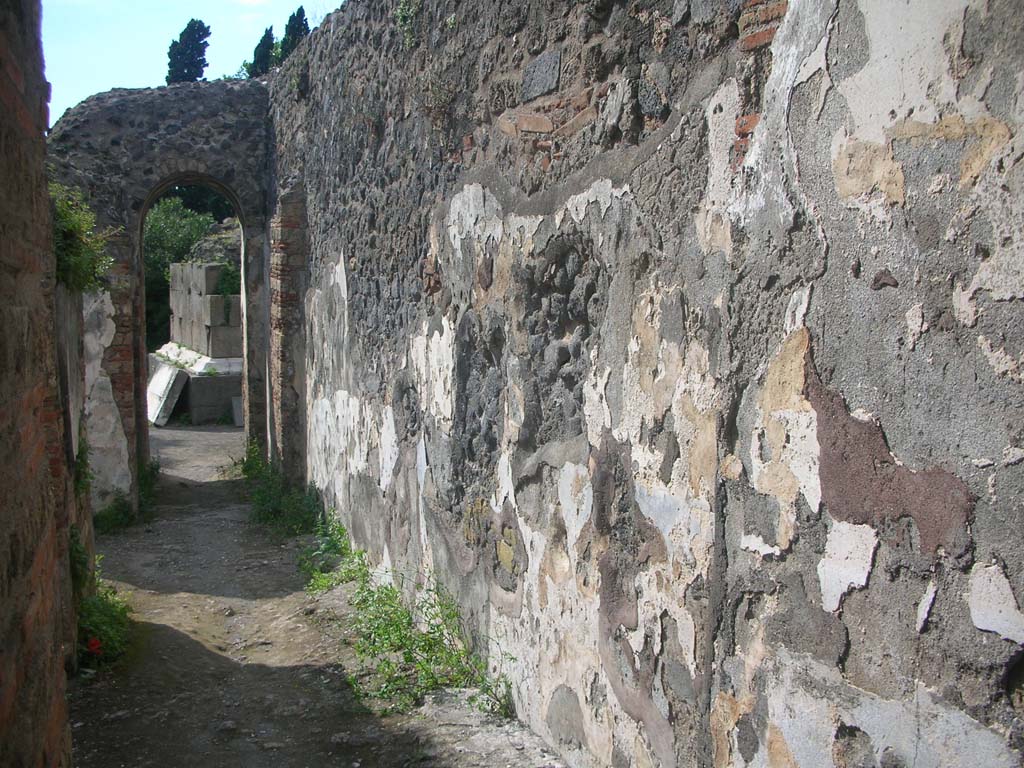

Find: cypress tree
<box><xmin>250</xmin><ymin>27</ymin><xmax>275</xmax><ymax>77</ymax></box>
<box><xmin>280</xmin><ymin>7</ymin><xmax>310</xmax><ymax>61</ymax></box>
<box><xmin>166</xmin><ymin>19</ymin><xmax>211</xmax><ymax>84</ymax></box>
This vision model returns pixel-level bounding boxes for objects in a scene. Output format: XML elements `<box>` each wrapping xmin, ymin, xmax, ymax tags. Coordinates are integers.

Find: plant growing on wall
<box><xmin>395</xmin><ymin>0</ymin><xmax>421</xmax><ymax>49</ymax></box>
<box><xmin>50</xmin><ymin>182</ymin><xmax>115</xmax><ymax>292</ymax></box>
<box><xmin>166</xmin><ymin>19</ymin><xmax>211</xmax><ymax>84</ymax></box>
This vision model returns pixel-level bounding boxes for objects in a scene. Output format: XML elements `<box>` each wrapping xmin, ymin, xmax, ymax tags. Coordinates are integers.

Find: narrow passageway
<box><xmin>70</xmin><ymin>427</ymin><xmax>563</xmax><ymax>767</ymax></box>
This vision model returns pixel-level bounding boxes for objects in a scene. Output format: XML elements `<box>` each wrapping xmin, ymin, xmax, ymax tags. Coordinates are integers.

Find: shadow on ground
<box><xmin>71</xmin><ymin>621</ymin><xmax>440</xmax><ymax>768</ymax></box>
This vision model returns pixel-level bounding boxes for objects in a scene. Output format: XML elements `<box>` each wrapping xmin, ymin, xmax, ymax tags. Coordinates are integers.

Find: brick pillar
<box><xmin>242</xmin><ymin>220</ymin><xmax>269</xmax><ymax>451</ymax></box>
<box><xmin>268</xmin><ymin>182</ymin><xmax>308</xmax><ymax>483</ymax></box>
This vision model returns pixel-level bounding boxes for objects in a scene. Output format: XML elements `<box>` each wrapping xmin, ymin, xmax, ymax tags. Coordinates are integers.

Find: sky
<box><xmin>42</xmin><ymin>0</ymin><xmax>337</xmax><ymax>126</ymax></box>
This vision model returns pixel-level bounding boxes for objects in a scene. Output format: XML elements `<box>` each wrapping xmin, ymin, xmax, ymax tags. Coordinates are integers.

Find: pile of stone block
<box><xmin>169</xmin><ymin>263</ymin><xmax>242</xmax><ymax>358</ymax></box>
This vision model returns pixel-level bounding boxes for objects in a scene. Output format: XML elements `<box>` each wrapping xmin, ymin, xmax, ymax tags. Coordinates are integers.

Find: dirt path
<box><xmin>70</xmin><ymin>425</ymin><xmax>565</xmax><ymax>768</ymax></box>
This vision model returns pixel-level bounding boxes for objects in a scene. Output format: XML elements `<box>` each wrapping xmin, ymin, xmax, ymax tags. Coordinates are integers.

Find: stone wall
<box><xmin>45</xmin><ymin>0</ymin><xmax>1024</xmax><ymax>764</ymax></box>
<box><xmin>272</xmin><ymin>1</ymin><xmax>1024</xmax><ymax>766</ymax></box>
<box><xmin>49</xmin><ymin>80</ymin><xmax>272</xmax><ymax>507</ymax></box>
<box><xmin>169</xmin><ymin>263</ymin><xmax>243</xmax><ymax>358</ymax></box>
<box><xmin>0</xmin><ymin>0</ymin><xmax>77</xmax><ymax>764</ymax></box>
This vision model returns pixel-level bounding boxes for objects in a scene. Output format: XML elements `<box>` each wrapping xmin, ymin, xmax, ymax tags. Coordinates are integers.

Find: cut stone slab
<box><xmin>521</xmin><ymin>49</ymin><xmax>561</xmax><ymax>103</ymax></box>
<box><xmin>232</xmin><ymin>396</ymin><xmax>244</xmax><ymax>427</ymax></box>
<box><xmin>147</xmin><ymin>361</ymin><xmax>188</xmax><ymax>426</ymax></box>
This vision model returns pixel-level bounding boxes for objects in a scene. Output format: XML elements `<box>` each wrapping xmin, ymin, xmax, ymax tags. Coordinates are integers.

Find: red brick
<box><xmin>735</xmin><ymin>113</ymin><xmax>760</xmax><ymax>136</ymax></box>
<box><xmin>739</xmin><ymin>26</ymin><xmax>777</xmax><ymax>51</ymax></box>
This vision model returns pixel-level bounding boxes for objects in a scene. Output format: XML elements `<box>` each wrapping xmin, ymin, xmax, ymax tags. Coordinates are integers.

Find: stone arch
<box><xmin>48</xmin><ymin>80</ymin><xmax>271</xmax><ymax>511</ymax></box>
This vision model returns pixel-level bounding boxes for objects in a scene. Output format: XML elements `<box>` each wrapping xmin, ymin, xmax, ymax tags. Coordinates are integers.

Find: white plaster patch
<box><xmin>838</xmin><ymin>0</ymin><xmax>983</xmax><ymax>144</ymax></box>
<box><xmin>378</xmin><ymin>405</ymin><xmax>399</xmax><ymax>492</ymax></box>
<box><xmin>741</xmin><ymin>534</ymin><xmax>782</xmax><ymax>559</ymax></box>
<box><xmin>410</xmin><ymin>317</ymin><xmax>457</xmax><ymax>430</ymax></box>
<box><xmin>634</xmin><ymin>484</ymin><xmax>687</xmax><ymax>541</ymax></box>
<box><xmin>916</xmin><ymin>579</ymin><xmax>938</xmax><ymax>633</ymax></box>
<box><xmin>978</xmin><ymin>335</ymin><xmax>1024</xmax><ymax>383</ymax></box>
<box><xmin>557</xmin><ymin>462</ymin><xmax>592</xmax><ymax>557</ymax></box>
<box><xmin>447</xmin><ymin>184</ymin><xmax>504</xmax><ymax>262</ymax></box>
<box><xmin>817</xmin><ymin>518</ymin><xmax>878</xmax><ymax>612</ymax></box>
<box><xmin>85</xmin><ymin>373</ymin><xmax>132</xmax><ymax>508</ymax></box>
<box><xmin>372</xmin><ymin>543</ymin><xmax>395</xmax><ymax>587</ymax></box>
<box><xmin>561</xmin><ymin>178</ymin><xmax>629</xmax><ymax>226</ymax></box>
<box><xmin>968</xmin><ymin>563</ymin><xmax>1024</xmax><ymax>644</ymax></box>
<box><xmin>83</xmin><ymin>290</ymin><xmax>116</xmax><ymax>395</ymax></box>
<box><xmin>492</xmin><ymin>451</ymin><xmax>516</xmax><ymax>512</ymax></box>
<box><xmin>784</xmin><ymin>285</ymin><xmax>812</xmax><ymax>334</ymax></box>
<box><xmin>765</xmin><ymin>647</ymin><xmax>1020</xmax><ymax>768</ymax></box>
<box><xmin>695</xmin><ymin>78</ymin><xmax>739</xmax><ymax>256</ymax></box>
<box><xmin>583</xmin><ymin>360</ymin><xmax>612</xmax><ymax>448</ymax></box>
<box><xmin>905</xmin><ymin>303</ymin><xmax>927</xmax><ymax>351</ymax></box>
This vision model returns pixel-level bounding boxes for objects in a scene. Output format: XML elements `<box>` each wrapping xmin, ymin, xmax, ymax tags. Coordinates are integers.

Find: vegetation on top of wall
<box><xmin>50</xmin><ymin>182</ymin><xmax>115</xmax><ymax>292</ymax></box>
<box><xmin>166</xmin><ymin>18</ymin><xmax>211</xmax><ymax>84</ymax></box>
<box><xmin>237</xmin><ymin>5</ymin><xmax>311</xmax><ymax>78</ymax></box>
<box><xmin>241</xmin><ymin>441</ymin><xmax>320</xmax><ymax>535</ymax></box>
<box><xmin>300</xmin><ymin>520</ymin><xmax>514</xmax><ymax>717</ymax></box>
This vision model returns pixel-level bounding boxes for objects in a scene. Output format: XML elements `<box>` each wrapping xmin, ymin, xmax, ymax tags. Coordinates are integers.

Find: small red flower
<box><xmin>86</xmin><ymin>636</ymin><xmax>103</xmax><ymax>656</ymax></box>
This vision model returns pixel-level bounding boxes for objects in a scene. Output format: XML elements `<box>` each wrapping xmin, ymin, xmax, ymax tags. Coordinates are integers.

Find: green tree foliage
<box><xmin>250</xmin><ymin>27</ymin><xmax>276</xmax><ymax>77</ymax></box>
<box><xmin>143</xmin><ymin>197</ymin><xmax>214</xmax><ymax>349</ymax></box>
<box><xmin>280</xmin><ymin>6</ymin><xmax>310</xmax><ymax>61</ymax></box>
<box><xmin>166</xmin><ymin>19</ymin><xmax>211</xmax><ymax>84</ymax></box>
<box><xmin>50</xmin><ymin>182</ymin><xmax>114</xmax><ymax>292</ymax></box>
<box><xmin>169</xmin><ymin>185</ymin><xmax>234</xmax><ymax>221</ymax></box>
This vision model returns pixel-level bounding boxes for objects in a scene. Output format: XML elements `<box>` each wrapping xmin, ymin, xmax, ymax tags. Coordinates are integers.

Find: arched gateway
<box><xmin>48</xmin><ymin>80</ymin><xmax>271</xmax><ymax>510</ymax></box>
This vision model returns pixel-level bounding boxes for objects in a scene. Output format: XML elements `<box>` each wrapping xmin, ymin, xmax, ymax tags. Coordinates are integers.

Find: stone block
<box><xmin>204</xmin><ymin>295</ymin><xmax>227</xmax><ymax>327</ymax></box>
<box><xmin>521</xmin><ymin>50</ymin><xmax>561</xmax><ymax>103</ymax></box>
<box><xmin>206</xmin><ymin>325</ymin><xmax>242</xmax><ymax>358</ymax></box>
<box><xmin>199</xmin><ymin>264</ymin><xmax>223</xmax><ymax>294</ymax></box>
<box><xmin>228</xmin><ymin>296</ymin><xmax>242</xmax><ymax>327</ymax></box>
<box><xmin>147</xmin><ymin>360</ymin><xmax>188</xmax><ymax>426</ymax></box>
<box><xmin>185</xmin><ymin>372</ymin><xmax>242</xmax><ymax>425</ymax></box>
<box><xmin>516</xmin><ymin>112</ymin><xmax>554</xmax><ymax>133</ymax></box>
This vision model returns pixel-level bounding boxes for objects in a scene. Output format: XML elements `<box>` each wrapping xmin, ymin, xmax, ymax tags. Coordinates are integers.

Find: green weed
<box><xmin>77</xmin><ymin>556</ymin><xmax>132</xmax><ymax>668</ymax></box>
<box><xmin>394</xmin><ymin>0</ymin><xmax>421</xmax><ymax>48</ymax></box>
<box><xmin>241</xmin><ymin>441</ymin><xmax>319</xmax><ymax>535</ymax></box>
<box><xmin>73</xmin><ymin>437</ymin><xmax>93</xmax><ymax>499</ymax></box>
<box><xmin>300</xmin><ymin>518</ymin><xmax>513</xmax><ymax>716</ymax></box>
<box><xmin>93</xmin><ymin>493</ymin><xmax>133</xmax><ymax>534</ymax></box>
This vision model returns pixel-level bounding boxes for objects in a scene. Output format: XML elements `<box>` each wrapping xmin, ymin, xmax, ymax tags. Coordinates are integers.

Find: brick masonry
<box><xmin>0</xmin><ymin>1</ymin><xmax>76</xmax><ymax>765</ymax></box>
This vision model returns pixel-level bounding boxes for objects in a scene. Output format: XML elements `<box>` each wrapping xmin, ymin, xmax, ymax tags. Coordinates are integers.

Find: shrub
<box><xmin>300</xmin><ymin>518</ymin><xmax>513</xmax><ymax>716</ymax></box>
<box><xmin>50</xmin><ymin>182</ymin><xmax>115</xmax><ymax>292</ymax></box>
<box><xmin>93</xmin><ymin>493</ymin><xmax>133</xmax><ymax>534</ymax></box>
<box><xmin>77</xmin><ymin>556</ymin><xmax>132</xmax><ymax>667</ymax></box>
<box><xmin>241</xmin><ymin>441</ymin><xmax>319</xmax><ymax>535</ymax></box>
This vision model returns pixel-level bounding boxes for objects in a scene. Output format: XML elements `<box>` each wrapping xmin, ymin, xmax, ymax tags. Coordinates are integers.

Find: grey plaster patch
<box><xmin>545</xmin><ymin>684</ymin><xmax>588</xmax><ymax>750</ymax></box>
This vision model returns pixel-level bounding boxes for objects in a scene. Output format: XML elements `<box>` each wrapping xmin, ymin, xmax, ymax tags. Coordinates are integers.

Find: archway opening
<box><xmin>142</xmin><ymin>181</ymin><xmax>246</xmax><ymax>433</ymax></box>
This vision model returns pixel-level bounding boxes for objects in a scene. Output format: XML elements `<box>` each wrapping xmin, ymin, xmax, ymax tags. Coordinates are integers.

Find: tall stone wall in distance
<box><xmin>275</xmin><ymin>0</ymin><xmax>1024</xmax><ymax>765</ymax></box>
<box><xmin>0</xmin><ymin>0</ymin><xmax>75</xmax><ymax>765</ymax></box>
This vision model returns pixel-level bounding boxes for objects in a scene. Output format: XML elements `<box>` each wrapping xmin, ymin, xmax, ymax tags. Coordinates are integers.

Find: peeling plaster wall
<box><xmin>264</xmin><ymin>0</ymin><xmax>1024</xmax><ymax>765</ymax></box>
